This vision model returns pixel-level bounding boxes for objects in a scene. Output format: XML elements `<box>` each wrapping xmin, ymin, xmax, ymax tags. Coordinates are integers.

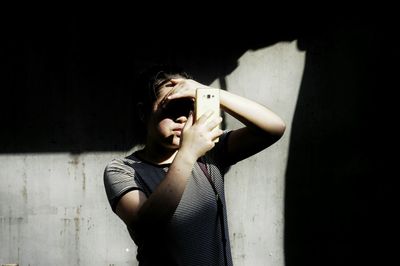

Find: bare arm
<box><xmin>115</xmin><ymin>112</ymin><xmax>222</xmax><ymax>233</ymax></box>
<box><xmin>219</xmin><ymin>89</ymin><xmax>286</xmax><ymax>163</ymax></box>
<box><xmin>167</xmin><ymin>78</ymin><xmax>286</xmax><ymax>163</ymax></box>
<box><xmin>115</xmin><ymin>149</ymin><xmax>196</xmax><ymax>230</ymax></box>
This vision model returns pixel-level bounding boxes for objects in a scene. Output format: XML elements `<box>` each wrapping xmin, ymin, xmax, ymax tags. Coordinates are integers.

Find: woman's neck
<box><xmin>137</xmin><ymin>142</ymin><xmax>178</xmax><ymax>165</ymax></box>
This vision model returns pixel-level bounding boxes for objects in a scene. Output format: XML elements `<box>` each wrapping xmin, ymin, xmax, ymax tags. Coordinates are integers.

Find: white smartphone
<box><xmin>195</xmin><ymin>88</ymin><xmax>221</xmax><ymax>142</ymax></box>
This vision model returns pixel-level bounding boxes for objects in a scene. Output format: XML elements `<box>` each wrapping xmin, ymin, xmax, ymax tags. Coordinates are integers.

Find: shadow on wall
<box><xmin>284</xmin><ymin>16</ymin><xmax>398</xmax><ymax>266</ymax></box>
<box><xmin>0</xmin><ymin>13</ymin><xmax>299</xmax><ymax>154</ymax></box>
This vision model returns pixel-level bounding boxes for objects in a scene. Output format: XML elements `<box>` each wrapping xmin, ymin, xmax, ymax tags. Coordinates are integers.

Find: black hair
<box><xmin>133</xmin><ymin>64</ymin><xmax>192</xmax><ymax>145</ymax></box>
<box><xmin>135</xmin><ymin>64</ymin><xmax>191</xmax><ymax>111</ymax></box>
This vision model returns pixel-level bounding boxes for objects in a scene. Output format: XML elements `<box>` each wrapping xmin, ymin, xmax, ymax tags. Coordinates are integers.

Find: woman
<box><xmin>104</xmin><ymin>65</ymin><xmax>286</xmax><ymax>265</ymax></box>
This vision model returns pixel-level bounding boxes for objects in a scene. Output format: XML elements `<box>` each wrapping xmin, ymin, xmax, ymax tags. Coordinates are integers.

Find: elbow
<box><xmin>252</xmin><ymin>120</ymin><xmax>286</xmax><ymax>143</ymax></box>
<box><xmin>275</xmin><ymin>120</ymin><xmax>286</xmax><ymax>138</ymax></box>
<box><xmin>267</xmin><ymin>119</ymin><xmax>286</xmax><ymax>140</ymax></box>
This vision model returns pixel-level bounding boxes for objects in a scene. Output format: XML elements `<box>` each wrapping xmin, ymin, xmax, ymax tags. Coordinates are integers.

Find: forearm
<box><xmin>219</xmin><ymin>89</ymin><xmax>286</xmax><ymax>136</ymax></box>
<box><xmin>136</xmin><ymin>149</ymin><xmax>197</xmax><ymax>227</ymax></box>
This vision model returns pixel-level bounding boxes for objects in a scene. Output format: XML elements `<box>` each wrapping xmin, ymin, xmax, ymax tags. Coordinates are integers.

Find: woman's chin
<box><xmin>172</xmin><ymin>136</ymin><xmax>182</xmax><ymax>147</ymax></box>
<box><xmin>162</xmin><ymin>135</ymin><xmax>181</xmax><ymax>149</ymax></box>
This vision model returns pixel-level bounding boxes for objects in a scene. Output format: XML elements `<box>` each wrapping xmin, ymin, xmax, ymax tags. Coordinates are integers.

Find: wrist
<box><xmin>176</xmin><ymin>147</ymin><xmax>198</xmax><ymax>165</ymax></box>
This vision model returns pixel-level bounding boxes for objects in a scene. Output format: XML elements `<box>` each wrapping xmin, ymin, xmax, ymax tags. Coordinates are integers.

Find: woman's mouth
<box><xmin>173</xmin><ymin>128</ymin><xmax>182</xmax><ymax>137</ymax></box>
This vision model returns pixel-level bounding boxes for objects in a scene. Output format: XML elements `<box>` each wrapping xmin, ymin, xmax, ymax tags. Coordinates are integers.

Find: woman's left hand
<box><xmin>163</xmin><ymin>78</ymin><xmax>208</xmax><ymax>103</ymax></box>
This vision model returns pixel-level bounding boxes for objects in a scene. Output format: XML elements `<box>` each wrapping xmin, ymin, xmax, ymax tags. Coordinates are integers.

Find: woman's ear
<box><xmin>136</xmin><ymin>102</ymin><xmax>146</xmax><ymax>122</ymax></box>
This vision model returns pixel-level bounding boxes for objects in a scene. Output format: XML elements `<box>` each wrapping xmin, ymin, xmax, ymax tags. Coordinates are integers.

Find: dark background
<box><xmin>0</xmin><ymin>11</ymin><xmax>301</xmax><ymax>153</ymax></box>
<box><xmin>1</xmin><ymin>10</ymin><xmax>397</xmax><ymax>266</ymax></box>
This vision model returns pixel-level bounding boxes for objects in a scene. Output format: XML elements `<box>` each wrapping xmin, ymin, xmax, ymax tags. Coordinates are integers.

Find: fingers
<box><xmin>166</xmin><ymin>92</ymin><xmax>182</xmax><ymax>101</ymax></box>
<box><xmin>159</xmin><ymin>87</ymin><xmax>187</xmax><ymax>108</ymax></box>
<box><xmin>183</xmin><ymin>111</ymin><xmax>194</xmax><ymax>131</ymax></box>
<box><xmin>160</xmin><ymin>81</ymin><xmax>184</xmax><ymax>105</ymax></box>
<box><xmin>159</xmin><ymin>87</ymin><xmax>175</xmax><ymax>108</ymax></box>
<box><xmin>211</xmin><ymin>128</ymin><xmax>224</xmax><ymax>141</ymax></box>
<box><xmin>166</xmin><ymin>79</ymin><xmax>196</xmax><ymax>101</ymax></box>
<box><xmin>197</xmin><ymin>111</ymin><xmax>223</xmax><ymax>136</ymax></box>
<box><xmin>206</xmin><ymin>116</ymin><xmax>223</xmax><ymax>131</ymax></box>
<box><xmin>197</xmin><ymin>111</ymin><xmax>222</xmax><ymax>126</ymax></box>
<box><xmin>197</xmin><ymin>110</ymin><xmax>214</xmax><ymax>124</ymax></box>
<box><xmin>163</xmin><ymin>88</ymin><xmax>185</xmax><ymax>102</ymax></box>
<box><xmin>167</xmin><ymin>89</ymin><xmax>193</xmax><ymax>101</ymax></box>
<box><xmin>170</xmin><ymin>78</ymin><xmax>184</xmax><ymax>84</ymax></box>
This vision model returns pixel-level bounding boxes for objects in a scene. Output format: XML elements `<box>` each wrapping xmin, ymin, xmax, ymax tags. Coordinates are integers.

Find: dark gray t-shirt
<box><xmin>104</xmin><ymin>132</ymin><xmax>235</xmax><ymax>266</ymax></box>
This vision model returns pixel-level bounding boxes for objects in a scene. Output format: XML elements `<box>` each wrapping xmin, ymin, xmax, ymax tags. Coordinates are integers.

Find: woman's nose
<box><xmin>175</xmin><ymin>116</ymin><xmax>188</xmax><ymax>123</ymax></box>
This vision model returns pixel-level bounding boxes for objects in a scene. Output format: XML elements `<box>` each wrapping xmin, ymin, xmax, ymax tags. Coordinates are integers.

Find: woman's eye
<box><xmin>162</xmin><ymin>99</ymin><xmax>193</xmax><ymax>119</ymax></box>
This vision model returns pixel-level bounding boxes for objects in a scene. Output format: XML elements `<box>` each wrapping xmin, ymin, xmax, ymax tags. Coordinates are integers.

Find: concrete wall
<box><xmin>0</xmin><ymin>41</ymin><xmax>305</xmax><ymax>266</ymax></box>
<box><xmin>219</xmin><ymin>42</ymin><xmax>305</xmax><ymax>266</ymax></box>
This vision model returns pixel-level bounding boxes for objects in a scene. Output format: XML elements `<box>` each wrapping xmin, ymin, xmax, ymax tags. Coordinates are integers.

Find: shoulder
<box><xmin>104</xmin><ymin>156</ymin><xmax>140</xmax><ymax>180</ymax></box>
<box><xmin>103</xmin><ymin>155</ymin><xmax>145</xmax><ymax>210</ymax></box>
<box><xmin>105</xmin><ymin>158</ymin><xmax>129</xmax><ymax>172</ymax></box>
<box><xmin>105</xmin><ymin>152</ymin><xmax>143</xmax><ymax>170</ymax></box>
<box><xmin>105</xmin><ymin>158</ymin><xmax>124</xmax><ymax>169</ymax></box>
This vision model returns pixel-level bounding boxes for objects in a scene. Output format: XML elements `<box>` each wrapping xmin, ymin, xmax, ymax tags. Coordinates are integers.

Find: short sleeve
<box><xmin>204</xmin><ymin>130</ymin><xmax>234</xmax><ymax>174</ymax></box>
<box><xmin>103</xmin><ymin>159</ymin><xmax>143</xmax><ymax>212</ymax></box>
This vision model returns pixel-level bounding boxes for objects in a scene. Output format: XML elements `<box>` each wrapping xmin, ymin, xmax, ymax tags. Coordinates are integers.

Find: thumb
<box><xmin>183</xmin><ymin>111</ymin><xmax>194</xmax><ymax>131</ymax></box>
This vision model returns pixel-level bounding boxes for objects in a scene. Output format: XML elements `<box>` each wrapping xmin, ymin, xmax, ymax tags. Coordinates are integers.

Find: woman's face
<box><xmin>146</xmin><ymin>79</ymin><xmax>193</xmax><ymax>149</ymax></box>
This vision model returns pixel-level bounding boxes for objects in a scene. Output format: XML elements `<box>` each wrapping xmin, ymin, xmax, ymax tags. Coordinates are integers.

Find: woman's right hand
<box><xmin>179</xmin><ymin>110</ymin><xmax>223</xmax><ymax>160</ymax></box>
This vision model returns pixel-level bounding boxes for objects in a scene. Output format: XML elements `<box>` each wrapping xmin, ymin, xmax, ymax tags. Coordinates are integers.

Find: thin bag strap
<box><xmin>197</xmin><ymin>159</ymin><xmax>228</xmax><ymax>266</ymax></box>
<box><xmin>198</xmin><ymin>161</ymin><xmax>218</xmax><ymax>197</ymax></box>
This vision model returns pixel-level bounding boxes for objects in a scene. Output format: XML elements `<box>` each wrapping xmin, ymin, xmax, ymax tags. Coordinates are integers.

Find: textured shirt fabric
<box><xmin>103</xmin><ymin>132</ymin><xmax>235</xmax><ymax>266</ymax></box>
